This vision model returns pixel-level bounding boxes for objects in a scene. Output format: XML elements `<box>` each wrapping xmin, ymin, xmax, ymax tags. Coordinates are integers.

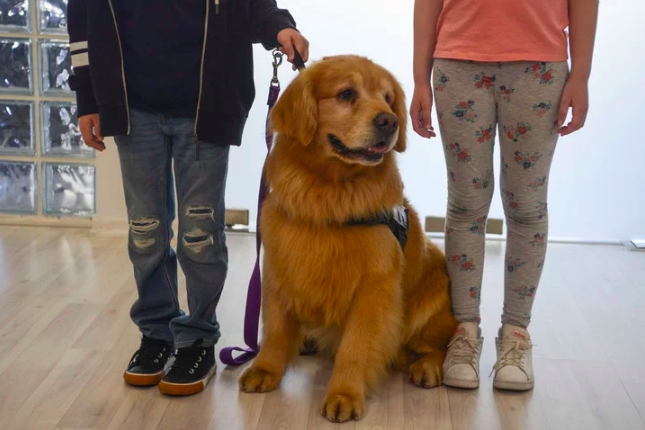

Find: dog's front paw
<box><xmin>321</xmin><ymin>392</ymin><xmax>365</xmax><ymax>423</ymax></box>
<box><xmin>410</xmin><ymin>355</ymin><xmax>444</xmax><ymax>389</ymax></box>
<box><xmin>239</xmin><ymin>366</ymin><xmax>282</xmax><ymax>393</ymax></box>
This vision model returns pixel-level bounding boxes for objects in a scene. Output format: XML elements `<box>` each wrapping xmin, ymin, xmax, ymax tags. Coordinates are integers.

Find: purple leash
<box><xmin>220</xmin><ymin>49</ymin><xmax>305</xmax><ymax>366</ymax></box>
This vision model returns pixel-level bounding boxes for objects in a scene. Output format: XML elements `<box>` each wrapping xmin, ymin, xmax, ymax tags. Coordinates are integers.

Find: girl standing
<box><xmin>411</xmin><ymin>0</ymin><xmax>598</xmax><ymax>390</ymax></box>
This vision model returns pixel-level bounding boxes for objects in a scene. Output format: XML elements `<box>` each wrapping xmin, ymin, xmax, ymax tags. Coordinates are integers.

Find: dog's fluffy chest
<box><xmin>262</xmin><ymin>210</ymin><xmax>402</xmax><ymax>327</ymax></box>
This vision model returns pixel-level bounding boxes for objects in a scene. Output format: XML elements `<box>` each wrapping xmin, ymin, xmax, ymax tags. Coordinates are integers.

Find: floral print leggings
<box><xmin>434</xmin><ymin>59</ymin><xmax>568</xmax><ymax>328</ymax></box>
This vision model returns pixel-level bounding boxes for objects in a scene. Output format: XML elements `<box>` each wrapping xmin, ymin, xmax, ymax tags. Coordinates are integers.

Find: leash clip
<box><xmin>271</xmin><ymin>49</ymin><xmax>283</xmax><ymax>86</ymax></box>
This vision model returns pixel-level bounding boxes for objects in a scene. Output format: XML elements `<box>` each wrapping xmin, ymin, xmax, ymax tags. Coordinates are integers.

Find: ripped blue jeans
<box><xmin>115</xmin><ymin>108</ymin><xmax>229</xmax><ymax>348</ymax></box>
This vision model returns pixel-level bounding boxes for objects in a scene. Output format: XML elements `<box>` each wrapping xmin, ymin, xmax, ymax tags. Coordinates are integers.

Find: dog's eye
<box><xmin>385</xmin><ymin>93</ymin><xmax>392</xmax><ymax>103</ymax></box>
<box><xmin>337</xmin><ymin>89</ymin><xmax>356</xmax><ymax>102</ymax></box>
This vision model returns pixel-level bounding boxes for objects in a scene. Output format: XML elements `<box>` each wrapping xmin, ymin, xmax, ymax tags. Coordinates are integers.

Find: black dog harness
<box><xmin>346</xmin><ymin>205</ymin><xmax>411</xmax><ymax>250</ymax></box>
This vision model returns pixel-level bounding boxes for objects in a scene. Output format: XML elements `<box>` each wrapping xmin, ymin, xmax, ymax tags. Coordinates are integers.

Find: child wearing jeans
<box><xmin>411</xmin><ymin>0</ymin><xmax>598</xmax><ymax>390</ymax></box>
<box><xmin>68</xmin><ymin>0</ymin><xmax>308</xmax><ymax>396</ymax></box>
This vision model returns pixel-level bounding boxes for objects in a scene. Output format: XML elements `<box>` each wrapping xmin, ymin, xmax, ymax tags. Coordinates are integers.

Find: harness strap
<box><xmin>346</xmin><ymin>205</ymin><xmax>411</xmax><ymax>250</ymax></box>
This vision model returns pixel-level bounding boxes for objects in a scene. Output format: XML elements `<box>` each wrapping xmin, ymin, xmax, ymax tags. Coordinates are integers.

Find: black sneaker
<box><xmin>123</xmin><ymin>336</ymin><xmax>174</xmax><ymax>386</ymax></box>
<box><xmin>158</xmin><ymin>339</ymin><xmax>216</xmax><ymax>396</ymax></box>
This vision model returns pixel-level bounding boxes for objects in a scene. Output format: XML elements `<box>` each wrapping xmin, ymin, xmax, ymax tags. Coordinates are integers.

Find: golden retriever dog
<box><xmin>239</xmin><ymin>55</ymin><xmax>457</xmax><ymax>423</ymax></box>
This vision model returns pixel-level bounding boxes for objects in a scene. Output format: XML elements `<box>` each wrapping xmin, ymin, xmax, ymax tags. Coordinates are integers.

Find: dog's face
<box><xmin>272</xmin><ymin>56</ymin><xmax>407</xmax><ymax>166</ymax></box>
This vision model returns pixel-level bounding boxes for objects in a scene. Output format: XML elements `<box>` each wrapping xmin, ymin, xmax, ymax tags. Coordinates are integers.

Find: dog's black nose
<box><xmin>373</xmin><ymin>113</ymin><xmax>399</xmax><ymax>135</ymax></box>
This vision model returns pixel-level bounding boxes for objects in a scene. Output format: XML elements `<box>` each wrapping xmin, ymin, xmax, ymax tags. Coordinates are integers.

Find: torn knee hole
<box><xmin>130</xmin><ymin>218</ymin><xmax>160</xmax><ymax>234</ymax></box>
<box><xmin>130</xmin><ymin>218</ymin><xmax>161</xmax><ymax>249</ymax></box>
<box><xmin>183</xmin><ymin>229</ymin><xmax>214</xmax><ymax>253</ymax></box>
<box><xmin>186</xmin><ymin>206</ymin><xmax>215</xmax><ymax>221</ymax></box>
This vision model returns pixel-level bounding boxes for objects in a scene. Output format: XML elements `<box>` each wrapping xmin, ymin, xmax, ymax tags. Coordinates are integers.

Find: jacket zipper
<box><xmin>194</xmin><ymin>0</ymin><xmax>212</xmax><ymax>143</ymax></box>
<box><xmin>106</xmin><ymin>0</ymin><xmax>131</xmax><ymax>135</ymax></box>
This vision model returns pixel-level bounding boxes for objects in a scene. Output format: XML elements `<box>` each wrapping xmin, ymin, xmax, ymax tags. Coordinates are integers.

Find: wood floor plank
<box><xmin>0</xmin><ymin>227</ymin><xmax>37</xmax><ymax>259</ymax></box>
<box><xmin>67</xmin><ymin>244</ymin><xmax>136</xmax><ymax>305</ymax></box>
<box><xmin>0</xmin><ymin>296</ymin><xmax>62</xmax><ymax>342</ymax></box>
<box><xmin>0</xmin><ymin>298</ymin><xmax>68</xmax><ymax>375</ymax></box>
<box><xmin>601</xmin><ymin>246</ymin><xmax>645</xmax><ymax>296</ymax></box>
<box><xmin>623</xmin><ymin>382</ymin><xmax>645</xmax><ymax>425</ymax></box>
<box><xmin>57</xmin><ymin>324</ymin><xmax>141</xmax><ymax>430</ymax></box>
<box><xmin>306</xmin><ymin>361</ymin><xmax>356</xmax><ymax>430</ymax></box>
<box><xmin>38</xmin><ymin>242</ymin><xmax>116</xmax><ymax>299</ymax></box>
<box><xmin>0</xmin><ymin>228</ymin><xmax>62</xmax><ymax>277</ymax></box>
<box><xmin>0</xmin><ymin>229</ymin><xmax>65</xmax><ymax>292</ymax></box>
<box><xmin>489</xmin><ymin>389</ymin><xmax>551</xmax><ymax>430</ymax></box>
<box><xmin>103</xmin><ymin>383</ymin><xmax>170</xmax><ymax>430</ymax></box>
<box><xmin>0</xmin><ymin>302</ymin><xmax>103</xmax><ymax>413</ymax></box>
<box><xmin>558</xmin><ymin>246</ymin><xmax>645</xmax><ymax>361</ymax></box>
<box><xmin>401</xmin><ymin>378</ymin><xmax>451</xmax><ymax>429</ymax></box>
<box><xmin>382</xmin><ymin>371</ymin><xmax>406</xmax><ymax>428</ymax></box>
<box><xmin>528</xmin><ymin>257</ymin><xmax>606</xmax><ymax>361</ymax></box>
<box><xmin>4</xmin><ymin>233</ymin><xmax>95</xmax><ymax>296</ymax></box>
<box><xmin>251</xmin><ymin>359</ymin><xmax>318</xmax><ymax>430</ymax></box>
<box><xmin>0</xmin><ymin>228</ymin><xmax>643</xmax><ymax>430</ymax></box>
<box><xmin>362</xmin><ymin>373</ymin><xmax>404</xmax><ymax>428</ymax></box>
<box><xmin>611</xmin><ymin>359</ymin><xmax>645</xmax><ymax>384</ymax></box>
<box><xmin>6</xmin><ymin>348</ymin><xmax>106</xmax><ymax>430</ymax></box>
<box><xmin>534</xmin><ymin>358</ymin><xmax>645</xmax><ymax>430</ymax></box>
<box><xmin>73</xmin><ymin>281</ymin><xmax>137</xmax><ymax>351</ymax></box>
<box><xmin>208</xmin><ymin>364</ymin><xmax>266</xmax><ymax>430</ymax></box>
<box><xmin>0</xmin><ymin>295</ymin><xmax>36</xmax><ymax>333</ymax></box>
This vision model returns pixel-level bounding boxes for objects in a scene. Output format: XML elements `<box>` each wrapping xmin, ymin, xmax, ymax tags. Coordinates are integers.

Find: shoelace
<box><xmin>447</xmin><ymin>336</ymin><xmax>480</xmax><ymax>369</ymax></box>
<box><xmin>168</xmin><ymin>347</ymin><xmax>208</xmax><ymax>377</ymax></box>
<box><xmin>130</xmin><ymin>337</ymin><xmax>171</xmax><ymax>366</ymax></box>
<box><xmin>490</xmin><ymin>339</ymin><xmax>533</xmax><ymax>377</ymax></box>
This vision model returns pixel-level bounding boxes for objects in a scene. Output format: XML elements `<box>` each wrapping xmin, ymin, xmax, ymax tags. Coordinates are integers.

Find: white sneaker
<box><xmin>443</xmin><ymin>322</ymin><xmax>484</xmax><ymax>389</ymax></box>
<box><xmin>492</xmin><ymin>324</ymin><xmax>534</xmax><ymax>391</ymax></box>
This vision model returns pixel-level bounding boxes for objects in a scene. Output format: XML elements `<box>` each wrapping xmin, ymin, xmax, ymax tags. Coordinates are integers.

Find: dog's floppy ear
<box><xmin>391</xmin><ymin>77</ymin><xmax>407</xmax><ymax>153</ymax></box>
<box><xmin>271</xmin><ymin>72</ymin><xmax>318</xmax><ymax>146</ymax></box>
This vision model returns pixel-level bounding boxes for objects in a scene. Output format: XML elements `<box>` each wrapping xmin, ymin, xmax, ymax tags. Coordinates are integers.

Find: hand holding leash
<box><xmin>276</xmin><ymin>28</ymin><xmax>309</xmax><ymax>71</ymax></box>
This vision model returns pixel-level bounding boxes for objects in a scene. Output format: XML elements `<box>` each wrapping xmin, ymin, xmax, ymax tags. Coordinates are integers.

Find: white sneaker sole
<box><xmin>158</xmin><ymin>365</ymin><xmax>217</xmax><ymax>396</ymax></box>
<box><xmin>443</xmin><ymin>377</ymin><xmax>480</xmax><ymax>389</ymax></box>
<box><xmin>493</xmin><ymin>378</ymin><xmax>534</xmax><ymax>391</ymax></box>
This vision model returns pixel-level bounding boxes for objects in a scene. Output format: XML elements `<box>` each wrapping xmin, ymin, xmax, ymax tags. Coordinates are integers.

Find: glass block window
<box><xmin>38</xmin><ymin>0</ymin><xmax>66</xmax><ymax>34</ymax></box>
<box><xmin>41</xmin><ymin>101</ymin><xmax>91</xmax><ymax>158</ymax></box>
<box><xmin>43</xmin><ymin>162</ymin><xmax>95</xmax><ymax>216</ymax></box>
<box><xmin>1</xmin><ymin>0</ymin><xmax>96</xmax><ymax>218</ymax></box>
<box><xmin>0</xmin><ymin>38</ymin><xmax>32</xmax><ymax>94</ymax></box>
<box><xmin>39</xmin><ymin>39</ymin><xmax>71</xmax><ymax>96</ymax></box>
<box><xmin>0</xmin><ymin>160</ymin><xmax>37</xmax><ymax>214</ymax></box>
<box><xmin>0</xmin><ymin>0</ymin><xmax>31</xmax><ymax>33</ymax></box>
<box><xmin>0</xmin><ymin>100</ymin><xmax>34</xmax><ymax>155</ymax></box>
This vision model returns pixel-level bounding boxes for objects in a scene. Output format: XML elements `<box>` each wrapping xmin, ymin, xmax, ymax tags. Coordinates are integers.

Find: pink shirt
<box><xmin>434</xmin><ymin>0</ymin><xmax>569</xmax><ymax>62</ymax></box>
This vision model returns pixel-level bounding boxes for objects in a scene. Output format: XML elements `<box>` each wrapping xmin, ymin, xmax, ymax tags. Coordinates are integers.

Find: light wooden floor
<box><xmin>0</xmin><ymin>226</ymin><xmax>644</xmax><ymax>430</ymax></box>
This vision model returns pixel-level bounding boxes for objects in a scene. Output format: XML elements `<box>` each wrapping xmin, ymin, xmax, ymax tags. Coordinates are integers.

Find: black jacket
<box><xmin>67</xmin><ymin>0</ymin><xmax>296</xmax><ymax>145</ymax></box>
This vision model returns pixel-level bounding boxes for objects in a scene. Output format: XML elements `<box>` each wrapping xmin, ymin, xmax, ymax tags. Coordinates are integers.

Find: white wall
<box><xmin>98</xmin><ymin>0</ymin><xmax>645</xmax><ymax>242</ymax></box>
